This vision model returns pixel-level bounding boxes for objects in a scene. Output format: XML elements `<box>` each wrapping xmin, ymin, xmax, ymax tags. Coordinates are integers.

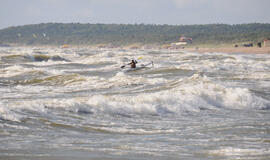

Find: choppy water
<box><xmin>0</xmin><ymin>47</ymin><xmax>270</xmax><ymax>160</ymax></box>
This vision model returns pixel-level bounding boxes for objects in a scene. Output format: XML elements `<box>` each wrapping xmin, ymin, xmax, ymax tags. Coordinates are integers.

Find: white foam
<box><xmin>0</xmin><ymin>65</ymin><xmax>28</xmax><ymax>77</ymax></box>
<box><xmin>178</xmin><ymin>74</ymin><xmax>270</xmax><ymax>110</ymax></box>
<box><xmin>2</xmin><ymin>73</ymin><xmax>269</xmax><ymax>123</ymax></box>
<box><xmin>209</xmin><ymin>147</ymin><xmax>270</xmax><ymax>156</ymax></box>
<box><xmin>0</xmin><ymin>103</ymin><xmax>26</xmax><ymax>122</ymax></box>
<box><xmin>1</xmin><ymin>48</ymin><xmax>270</xmax><ymax>122</ymax></box>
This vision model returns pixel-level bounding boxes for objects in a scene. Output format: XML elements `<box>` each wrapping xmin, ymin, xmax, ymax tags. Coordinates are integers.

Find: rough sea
<box><xmin>1</xmin><ymin>47</ymin><xmax>270</xmax><ymax>160</ymax></box>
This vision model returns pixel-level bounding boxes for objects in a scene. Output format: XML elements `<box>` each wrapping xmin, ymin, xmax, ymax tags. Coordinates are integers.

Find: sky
<box><xmin>0</xmin><ymin>0</ymin><xmax>270</xmax><ymax>29</ymax></box>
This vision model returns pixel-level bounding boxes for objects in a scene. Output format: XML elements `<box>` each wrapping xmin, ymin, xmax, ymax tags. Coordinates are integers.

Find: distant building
<box><xmin>170</xmin><ymin>36</ymin><xmax>192</xmax><ymax>49</ymax></box>
<box><xmin>170</xmin><ymin>42</ymin><xmax>187</xmax><ymax>48</ymax></box>
<box><xmin>179</xmin><ymin>36</ymin><xmax>192</xmax><ymax>44</ymax></box>
<box><xmin>175</xmin><ymin>42</ymin><xmax>188</xmax><ymax>45</ymax></box>
<box><xmin>264</xmin><ymin>39</ymin><xmax>270</xmax><ymax>47</ymax></box>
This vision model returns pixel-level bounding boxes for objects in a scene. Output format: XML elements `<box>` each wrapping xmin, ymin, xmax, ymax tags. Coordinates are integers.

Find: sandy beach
<box><xmin>185</xmin><ymin>47</ymin><xmax>270</xmax><ymax>54</ymax></box>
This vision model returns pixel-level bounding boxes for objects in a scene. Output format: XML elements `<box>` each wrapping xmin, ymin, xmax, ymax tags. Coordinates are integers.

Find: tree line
<box><xmin>0</xmin><ymin>23</ymin><xmax>270</xmax><ymax>46</ymax></box>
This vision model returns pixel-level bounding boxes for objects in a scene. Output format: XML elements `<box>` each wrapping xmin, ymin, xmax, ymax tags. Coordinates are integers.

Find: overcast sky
<box><xmin>0</xmin><ymin>0</ymin><xmax>269</xmax><ymax>29</ymax></box>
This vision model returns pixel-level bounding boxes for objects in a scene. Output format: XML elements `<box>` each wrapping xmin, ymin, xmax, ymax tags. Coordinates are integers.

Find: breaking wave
<box><xmin>1</xmin><ymin>54</ymin><xmax>69</xmax><ymax>63</ymax></box>
<box><xmin>1</xmin><ymin>73</ymin><xmax>270</xmax><ymax>123</ymax></box>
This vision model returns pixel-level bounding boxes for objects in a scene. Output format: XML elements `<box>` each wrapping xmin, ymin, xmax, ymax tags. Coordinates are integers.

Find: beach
<box><xmin>185</xmin><ymin>46</ymin><xmax>270</xmax><ymax>54</ymax></box>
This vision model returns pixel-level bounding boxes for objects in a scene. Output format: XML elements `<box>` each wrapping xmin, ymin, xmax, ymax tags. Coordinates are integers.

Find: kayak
<box><xmin>122</xmin><ymin>61</ymin><xmax>153</xmax><ymax>73</ymax></box>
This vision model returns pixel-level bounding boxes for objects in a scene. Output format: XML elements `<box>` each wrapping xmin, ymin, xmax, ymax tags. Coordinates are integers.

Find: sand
<box><xmin>184</xmin><ymin>47</ymin><xmax>270</xmax><ymax>54</ymax></box>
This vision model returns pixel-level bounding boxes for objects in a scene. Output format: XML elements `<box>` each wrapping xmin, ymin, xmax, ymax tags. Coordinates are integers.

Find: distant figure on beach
<box><xmin>129</xmin><ymin>60</ymin><xmax>137</xmax><ymax>68</ymax></box>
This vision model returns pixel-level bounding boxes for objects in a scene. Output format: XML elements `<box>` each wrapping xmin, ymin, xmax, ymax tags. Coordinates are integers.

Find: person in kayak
<box><xmin>129</xmin><ymin>59</ymin><xmax>137</xmax><ymax>68</ymax></box>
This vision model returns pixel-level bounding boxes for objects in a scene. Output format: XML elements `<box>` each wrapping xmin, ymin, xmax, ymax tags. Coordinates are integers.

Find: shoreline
<box><xmin>184</xmin><ymin>47</ymin><xmax>270</xmax><ymax>54</ymax></box>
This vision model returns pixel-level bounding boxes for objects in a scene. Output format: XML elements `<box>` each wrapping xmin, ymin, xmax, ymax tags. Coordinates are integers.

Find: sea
<box><xmin>0</xmin><ymin>47</ymin><xmax>270</xmax><ymax>160</ymax></box>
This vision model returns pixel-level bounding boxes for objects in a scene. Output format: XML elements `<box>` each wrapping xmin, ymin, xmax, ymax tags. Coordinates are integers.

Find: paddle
<box><xmin>121</xmin><ymin>57</ymin><xmax>142</xmax><ymax>68</ymax></box>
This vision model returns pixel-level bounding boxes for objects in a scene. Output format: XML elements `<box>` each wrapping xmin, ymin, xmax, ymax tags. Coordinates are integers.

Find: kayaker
<box><xmin>129</xmin><ymin>60</ymin><xmax>137</xmax><ymax>68</ymax></box>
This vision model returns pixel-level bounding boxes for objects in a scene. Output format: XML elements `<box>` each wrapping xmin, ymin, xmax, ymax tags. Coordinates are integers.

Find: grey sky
<box><xmin>0</xmin><ymin>0</ymin><xmax>269</xmax><ymax>29</ymax></box>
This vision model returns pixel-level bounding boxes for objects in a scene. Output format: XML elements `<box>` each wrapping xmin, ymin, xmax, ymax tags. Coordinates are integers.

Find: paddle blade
<box><xmin>137</xmin><ymin>57</ymin><xmax>142</xmax><ymax>60</ymax></box>
<box><xmin>121</xmin><ymin>65</ymin><xmax>125</xmax><ymax>68</ymax></box>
